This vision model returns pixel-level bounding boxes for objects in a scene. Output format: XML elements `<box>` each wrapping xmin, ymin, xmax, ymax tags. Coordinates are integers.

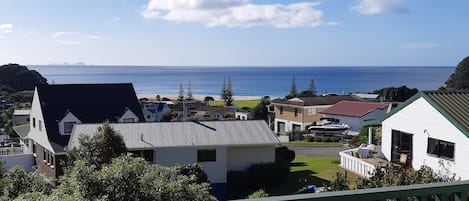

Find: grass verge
<box><xmin>209</xmin><ymin>100</ymin><xmax>260</xmax><ymax>109</ymax></box>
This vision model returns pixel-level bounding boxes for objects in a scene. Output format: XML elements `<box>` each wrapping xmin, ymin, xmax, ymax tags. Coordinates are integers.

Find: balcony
<box><xmin>0</xmin><ymin>145</ymin><xmax>25</xmax><ymax>156</ymax></box>
<box><xmin>234</xmin><ymin>180</ymin><xmax>469</xmax><ymax>201</ymax></box>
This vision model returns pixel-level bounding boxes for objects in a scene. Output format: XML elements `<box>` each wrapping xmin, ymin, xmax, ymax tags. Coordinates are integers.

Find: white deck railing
<box><xmin>339</xmin><ymin>148</ymin><xmax>376</xmax><ymax>178</ymax></box>
<box><xmin>0</xmin><ymin>146</ymin><xmax>24</xmax><ymax>156</ymax></box>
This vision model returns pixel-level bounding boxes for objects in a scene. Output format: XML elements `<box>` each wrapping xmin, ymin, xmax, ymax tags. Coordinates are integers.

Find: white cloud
<box><xmin>51</xmin><ymin>32</ymin><xmax>100</xmax><ymax>45</ymax></box>
<box><xmin>401</xmin><ymin>43</ymin><xmax>439</xmax><ymax>49</ymax></box>
<box><xmin>141</xmin><ymin>0</ymin><xmax>334</xmax><ymax>28</ymax></box>
<box><xmin>350</xmin><ymin>0</ymin><xmax>408</xmax><ymax>15</ymax></box>
<box><xmin>0</xmin><ymin>24</ymin><xmax>13</xmax><ymax>33</ymax></box>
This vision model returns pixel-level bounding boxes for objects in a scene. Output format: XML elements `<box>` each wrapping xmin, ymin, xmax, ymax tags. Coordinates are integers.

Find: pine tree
<box><xmin>309</xmin><ymin>79</ymin><xmax>317</xmax><ymax>96</ymax></box>
<box><xmin>186</xmin><ymin>81</ymin><xmax>193</xmax><ymax>100</ymax></box>
<box><xmin>289</xmin><ymin>76</ymin><xmax>297</xmax><ymax>97</ymax></box>
<box><xmin>225</xmin><ymin>76</ymin><xmax>233</xmax><ymax>106</ymax></box>
<box><xmin>177</xmin><ymin>82</ymin><xmax>184</xmax><ymax>101</ymax></box>
<box><xmin>221</xmin><ymin>77</ymin><xmax>227</xmax><ymax>101</ymax></box>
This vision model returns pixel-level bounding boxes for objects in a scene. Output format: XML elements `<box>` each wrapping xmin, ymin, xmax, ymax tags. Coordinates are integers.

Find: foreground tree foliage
<box><xmin>250</xmin><ymin>96</ymin><xmax>271</xmax><ymax>121</ymax></box>
<box><xmin>2</xmin><ymin>167</ymin><xmax>52</xmax><ymax>200</ymax></box>
<box><xmin>12</xmin><ymin>155</ymin><xmax>216</xmax><ymax>201</ymax></box>
<box><xmin>67</xmin><ymin>121</ymin><xmax>127</xmax><ymax>169</ymax></box>
<box><xmin>445</xmin><ymin>56</ymin><xmax>469</xmax><ymax>90</ymax></box>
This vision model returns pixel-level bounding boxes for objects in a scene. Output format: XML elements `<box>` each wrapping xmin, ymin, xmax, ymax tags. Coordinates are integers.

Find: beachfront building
<box><xmin>380</xmin><ymin>91</ymin><xmax>469</xmax><ymax>179</ymax></box>
<box><xmin>25</xmin><ymin>83</ymin><xmax>144</xmax><ymax>181</ymax></box>
<box><xmin>320</xmin><ymin>101</ymin><xmax>389</xmax><ymax>135</ymax></box>
<box><xmin>271</xmin><ymin>95</ymin><xmax>365</xmax><ymax>135</ymax></box>
<box><xmin>141</xmin><ymin>101</ymin><xmax>173</xmax><ymax>122</ymax></box>
<box><xmin>12</xmin><ymin>109</ymin><xmax>31</xmax><ymax>126</ymax></box>
<box><xmin>69</xmin><ymin>120</ymin><xmax>279</xmax><ymax>200</ymax></box>
<box><xmin>192</xmin><ymin>106</ymin><xmax>236</xmax><ymax>121</ymax></box>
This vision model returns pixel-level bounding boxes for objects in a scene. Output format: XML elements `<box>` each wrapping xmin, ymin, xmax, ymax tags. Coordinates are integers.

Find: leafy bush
<box><xmin>314</xmin><ymin>137</ymin><xmax>322</xmax><ymax>142</ymax></box>
<box><xmin>175</xmin><ymin>164</ymin><xmax>209</xmax><ymax>184</ymax></box>
<box><xmin>324</xmin><ymin>137</ymin><xmax>332</xmax><ymax>142</ymax></box>
<box><xmin>3</xmin><ymin>167</ymin><xmax>52</xmax><ymax>199</ymax></box>
<box><xmin>275</xmin><ymin>146</ymin><xmax>295</xmax><ymax>163</ymax></box>
<box><xmin>247</xmin><ymin>189</ymin><xmax>269</xmax><ymax>199</ymax></box>
<box><xmin>324</xmin><ymin>172</ymin><xmax>350</xmax><ymax>192</ymax></box>
<box><xmin>247</xmin><ymin>161</ymin><xmax>290</xmax><ymax>189</ymax></box>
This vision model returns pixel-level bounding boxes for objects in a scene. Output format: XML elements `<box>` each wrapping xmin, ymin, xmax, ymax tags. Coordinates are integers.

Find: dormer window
<box><xmin>64</xmin><ymin>122</ymin><xmax>75</xmax><ymax>134</ymax></box>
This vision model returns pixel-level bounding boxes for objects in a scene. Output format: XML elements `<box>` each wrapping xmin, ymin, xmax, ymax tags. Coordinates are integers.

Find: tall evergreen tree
<box><xmin>289</xmin><ymin>76</ymin><xmax>297</xmax><ymax>97</ymax></box>
<box><xmin>186</xmin><ymin>80</ymin><xmax>193</xmax><ymax>100</ymax></box>
<box><xmin>177</xmin><ymin>82</ymin><xmax>185</xmax><ymax>101</ymax></box>
<box><xmin>309</xmin><ymin>79</ymin><xmax>317</xmax><ymax>96</ymax></box>
<box><xmin>225</xmin><ymin>76</ymin><xmax>234</xmax><ymax>106</ymax></box>
<box><xmin>221</xmin><ymin>77</ymin><xmax>227</xmax><ymax>101</ymax></box>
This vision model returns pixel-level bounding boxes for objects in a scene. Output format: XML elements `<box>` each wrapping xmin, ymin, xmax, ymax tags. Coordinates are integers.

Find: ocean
<box><xmin>29</xmin><ymin>66</ymin><xmax>454</xmax><ymax>98</ymax></box>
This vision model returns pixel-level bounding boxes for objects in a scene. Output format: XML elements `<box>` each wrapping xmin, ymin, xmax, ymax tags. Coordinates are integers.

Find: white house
<box><xmin>321</xmin><ymin>101</ymin><xmax>389</xmax><ymax>135</ymax></box>
<box><xmin>24</xmin><ymin>83</ymin><xmax>144</xmax><ymax>181</ymax></box>
<box><xmin>381</xmin><ymin>91</ymin><xmax>469</xmax><ymax>179</ymax></box>
<box><xmin>69</xmin><ymin>120</ymin><xmax>279</xmax><ymax>198</ymax></box>
<box><xmin>141</xmin><ymin>101</ymin><xmax>172</xmax><ymax>122</ymax></box>
<box><xmin>12</xmin><ymin>109</ymin><xmax>31</xmax><ymax>126</ymax></box>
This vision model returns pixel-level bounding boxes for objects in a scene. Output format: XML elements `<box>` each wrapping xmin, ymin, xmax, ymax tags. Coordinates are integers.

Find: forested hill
<box><xmin>0</xmin><ymin>63</ymin><xmax>48</xmax><ymax>92</ymax></box>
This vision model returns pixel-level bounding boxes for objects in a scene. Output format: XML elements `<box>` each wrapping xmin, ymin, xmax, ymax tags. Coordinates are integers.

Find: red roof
<box><xmin>320</xmin><ymin>101</ymin><xmax>389</xmax><ymax>118</ymax></box>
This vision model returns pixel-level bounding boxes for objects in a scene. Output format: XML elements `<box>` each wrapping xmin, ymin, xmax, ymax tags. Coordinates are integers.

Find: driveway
<box><xmin>287</xmin><ymin>145</ymin><xmax>349</xmax><ymax>157</ymax></box>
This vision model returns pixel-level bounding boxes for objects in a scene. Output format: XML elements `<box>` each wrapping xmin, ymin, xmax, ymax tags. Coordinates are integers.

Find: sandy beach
<box><xmin>137</xmin><ymin>94</ymin><xmax>266</xmax><ymax>101</ymax></box>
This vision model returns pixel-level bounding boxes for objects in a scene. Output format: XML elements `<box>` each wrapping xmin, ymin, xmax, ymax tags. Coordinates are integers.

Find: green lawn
<box><xmin>284</xmin><ymin>141</ymin><xmax>344</xmax><ymax>146</ymax></box>
<box><xmin>208</xmin><ymin>100</ymin><xmax>260</xmax><ymax>109</ymax></box>
<box><xmin>267</xmin><ymin>156</ymin><xmax>359</xmax><ymax>196</ymax></box>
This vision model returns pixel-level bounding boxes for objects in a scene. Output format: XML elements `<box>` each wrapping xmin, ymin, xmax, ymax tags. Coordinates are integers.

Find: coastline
<box><xmin>136</xmin><ymin>94</ymin><xmax>266</xmax><ymax>101</ymax></box>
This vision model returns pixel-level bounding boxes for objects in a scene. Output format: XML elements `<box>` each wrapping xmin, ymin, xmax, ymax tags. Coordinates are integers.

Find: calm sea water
<box><xmin>29</xmin><ymin>66</ymin><xmax>454</xmax><ymax>97</ymax></box>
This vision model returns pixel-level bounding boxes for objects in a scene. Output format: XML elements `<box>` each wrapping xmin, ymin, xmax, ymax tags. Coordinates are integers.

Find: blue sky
<box><xmin>0</xmin><ymin>0</ymin><xmax>468</xmax><ymax>66</ymax></box>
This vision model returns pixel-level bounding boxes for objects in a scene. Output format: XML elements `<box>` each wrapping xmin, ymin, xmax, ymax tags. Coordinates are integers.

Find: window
<box><xmin>279</xmin><ymin>106</ymin><xmax>283</xmax><ymax>115</ymax></box>
<box><xmin>294</xmin><ymin>108</ymin><xmax>298</xmax><ymax>117</ymax></box>
<box><xmin>143</xmin><ymin>150</ymin><xmax>154</xmax><ymax>162</ymax></box>
<box><xmin>123</xmin><ymin>118</ymin><xmax>134</xmax><ymax>123</ymax></box>
<box><xmin>33</xmin><ymin>118</ymin><xmax>36</xmax><ymax>128</ymax></box>
<box><xmin>32</xmin><ymin>143</ymin><xmax>36</xmax><ymax>154</ymax></box>
<box><xmin>38</xmin><ymin>120</ymin><xmax>42</xmax><ymax>131</ymax></box>
<box><xmin>50</xmin><ymin>155</ymin><xmax>54</xmax><ymax>166</ymax></box>
<box><xmin>197</xmin><ymin>149</ymin><xmax>216</xmax><ymax>162</ymax></box>
<box><xmin>43</xmin><ymin>150</ymin><xmax>46</xmax><ymax>161</ymax></box>
<box><xmin>308</xmin><ymin>108</ymin><xmax>316</xmax><ymax>115</ymax></box>
<box><xmin>64</xmin><ymin>122</ymin><xmax>75</xmax><ymax>134</ymax></box>
<box><xmin>427</xmin><ymin>138</ymin><xmax>454</xmax><ymax>160</ymax></box>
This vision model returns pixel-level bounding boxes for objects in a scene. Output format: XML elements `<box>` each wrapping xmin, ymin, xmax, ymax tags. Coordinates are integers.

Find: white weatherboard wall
<box><xmin>58</xmin><ymin>112</ymin><xmax>81</xmax><ymax>135</ymax></box>
<box><xmin>382</xmin><ymin>97</ymin><xmax>469</xmax><ymax>180</ymax></box>
<box><xmin>27</xmin><ymin>88</ymin><xmax>54</xmax><ymax>153</ymax></box>
<box><xmin>154</xmin><ymin>146</ymin><xmax>227</xmax><ymax>183</ymax></box>
<box><xmin>227</xmin><ymin>146</ymin><xmax>275</xmax><ymax>171</ymax></box>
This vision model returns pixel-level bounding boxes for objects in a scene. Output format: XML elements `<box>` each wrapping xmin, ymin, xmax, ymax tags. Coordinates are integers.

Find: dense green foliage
<box><xmin>2</xmin><ymin>167</ymin><xmax>52</xmax><ymax>199</ymax></box>
<box><xmin>175</xmin><ymin>164</ymin><xmax>209</xmax><ymax>184</ymax></box>
<box><xmin>445</xmin><ymin>56</ymin><xmax>469</xmax><ymax>90</ymax></box>
<box><xmin>373</xmin><ymin>85</ymin><xmax>418</xmax><ymax>102</ymax></box>
<box><xmin>67</xmin><ymin>121</ymin><xmax>127</xmax><ymax>169</ymax></box>
<box><xmin>247</xmin><ymin>189</ymin><xmax>269</xmax><ymax>199</ymax></box>
<box><xmin>324</xmin><ymin>172</ymin><xmax>350</xmax><ymax>192</ymax></box>
<box><xmin>203</xmin><ymin>96</ymin><xmax>214</xmax><ymax>103</ymax></box>
<box><xmin>0</xmin><ymin>64</ymin><xmax>48</xmax><ymax>92</ymax></box>
<box><xmin>250</xmin><ymin>97</ymin><xmax>270</xmax><ymax>121</ymax></box>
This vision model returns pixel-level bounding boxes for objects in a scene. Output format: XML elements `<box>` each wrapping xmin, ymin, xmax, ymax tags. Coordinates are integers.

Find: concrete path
<box><xmin>287</xmin><ymin>145</ymin><xmax>349</xmax><ymax>157</ymax></box>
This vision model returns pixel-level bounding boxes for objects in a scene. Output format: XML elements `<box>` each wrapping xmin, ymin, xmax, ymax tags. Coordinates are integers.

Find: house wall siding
<box><xmin>33</xmin><ymin>143</ymin><xmax>66</xmax><ymax>181</ymax></box>
<box><xmin>323</xmin><ymin>109</ymin><xmax>385</xmax><ymax>132</ymax></box>
<box><xmin>382</xmin><ymin>97</ymin><xmax>469</xmax><ymax>180</ymax></box>
<box><xmin>274</xmin><ymin>105</ymin><xmax>330</xmax><ymax>133</ymax></box>
<box><xmin>226</xmin><ymin>146</ymin><xmax>275</xmax><ymax>171</ymax></box>
<box><xmin>154</xmin><ymin>146</ymin><xmax>227</xmax><ymax>183</ymax></box>
<box><xmin>28</xmin><ymin>88</ymin><xmax>54</xmax><ymax>153</ymax></box>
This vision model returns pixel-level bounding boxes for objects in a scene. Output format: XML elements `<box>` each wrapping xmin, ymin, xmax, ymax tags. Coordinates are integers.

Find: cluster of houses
<box><xmin>4</xmin><ymin>82</ymin><xmax>469</xmax><ymax>199</ymax></box>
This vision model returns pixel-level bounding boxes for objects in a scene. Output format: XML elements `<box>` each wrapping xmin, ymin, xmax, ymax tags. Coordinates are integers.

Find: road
<box><xmin>287</xmin><ymin>145</ymin><xmax>349</xmax><ymax>157</ymax></box>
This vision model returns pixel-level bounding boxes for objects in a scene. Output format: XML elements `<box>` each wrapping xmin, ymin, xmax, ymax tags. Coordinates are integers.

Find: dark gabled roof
<box><xmin>321</xmin><ymin>101</ymin><xmax>388</xmax><ymax>118</ymax></box>
<box><xmin>272</xmin><ymin>95</ymin><xmax>366</xmax><ymax>106</ymax></box>
<box><xmin>37</xmin><ymin>83</ymin><xmax>144</xmax><ymax>151</ymax></box>
<box><xmin>383</xmin><ymin>91</ymin><xmax>469</xmax><ymax>137</ymax></box>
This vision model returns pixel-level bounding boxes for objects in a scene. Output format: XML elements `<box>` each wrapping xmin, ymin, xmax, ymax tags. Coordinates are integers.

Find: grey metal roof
<box><xmin>13</xmin><ymin>124</ymin><xmax>30</xmax><ymax>138</ymax></box>
<box><xmin>69</xmin><ymin>120</ymin><xmax>279</xmax><ymax>149</ymax></box>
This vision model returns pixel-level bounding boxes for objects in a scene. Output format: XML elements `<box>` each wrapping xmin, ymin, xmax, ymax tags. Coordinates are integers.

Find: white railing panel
<box><xmin>339</xmin><ymin>148</ymin><xmax>376</xmax><ymax>178</ymax></box>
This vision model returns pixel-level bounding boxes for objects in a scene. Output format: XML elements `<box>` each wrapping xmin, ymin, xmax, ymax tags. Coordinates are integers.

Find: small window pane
<box><xmin>64</xmin><ymin>122</ymin><xmax>75</xmax><ymax>134</ymax></box>
<box><xmin>197</xmin><ymin>149</ymin><xmax>216</xmax><ymax>162</ymax></box>
<box><xmin>427</xmin><ymin>138</ymin><xmax>454</xmax><ymax>160</ymax></box>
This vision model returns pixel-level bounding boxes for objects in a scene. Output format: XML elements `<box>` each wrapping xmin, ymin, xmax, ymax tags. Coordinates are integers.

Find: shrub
<box><xmin>275</xmin><ymin>146</ymin><xmax>295</xmax><ymax>163</ymax></box>
<box><xmin>324</xmin><ymin>137</ymin><xmax>332</xmax><ymax>142</ymax></box>
<box><xmin>305</xmin><ymin>135</ymin><xmax>314</xmax><ymax>142</ymax></box>
<box><xmin>175</xmin><ymin>164</ymin><xmax>209</xmax><ymax>184</ymax></box>
<box><xmin>247</xmin><ymin>189</ymin><xmax>269</xmax><ymax>199</ymax></box>
<box><xmin>247</xmin><ymin>161</ymin><xmax>290</xmax><ymax>189</ymax></box>
<box><xmin>314</xmin><ymin>137</ymin><xmax>322</xmax><ymax>142</ymax></box>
